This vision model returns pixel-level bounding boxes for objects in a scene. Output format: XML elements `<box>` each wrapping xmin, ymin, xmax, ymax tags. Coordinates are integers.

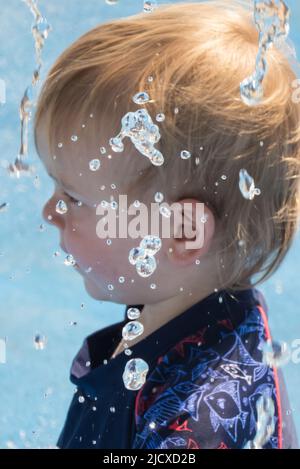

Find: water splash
<box><xmin>132</xmin><ymin>91</ymin><xmax>150</xmax><ymax>105</ymax></box>
<box><xmin>140</xmin><ymin>235</ymin><xmax>162</xmax><ymax>255</ymax></box>
<box><xmin>240</xmin><ymin>1</ymin><xmax>290</xmax><ymax>106</ymax></box>
<box><xmin>9</xmin><ymin>0</ymin><xmax>51</xmax><ymax>178</ymax></box>
<box><xmin>180</xmin><ymin>150</ymin><xmax>192</xmax><ymax>160</ymax></box>
<box><xmin>64</xmin><ymin>254</ymin><xmax>76</xmax><ymax>266</ymax></box>
<box><xmin>244</xmin><ymin>394</ymin><xmax>275</xmax><ymax>448</ymax></box>
<box><xmin>128</xmin><ymin>235</ymin><xmax>161</xmax><ymax>277</ymax></box>
<box><xmin>262</xmin><ymin>339</ymin><xmax>291</xmax><ymax>367</ymax></box>
<box><xmin>55</xmin><ymin>200</ymin><xmax>68</xmax><ymax>215</ymax></box>
<box><xmin>122</xmin><ymin>358</ymin><xmax>149</xmax><ymax>390</ymax></box>
<box><xmin>89</xmin><ymin>158</ymin><xmax>101</xmax><ymax>171</ymax></box>
<box><xmin>239</xmin><ymin>168</ymin><xmax>261</xmax><ymax>200</ymax></box>
<box><xmin>154</xmin><ymin>192</ymin><xmax>164</xmax><ymax>203</ymax></box>
<box><xmin>109</xmin><ymin>108</ymin><xmax>164</xmax><ymax>166</ymax></box>
<box><xmin>122</xmin><ymin>321</ymin><xmax>144</xmax><ymax>341</ymax></box>
<box><xmin>127</xmin><ymin>307</ymin><xmax>141</xmax><ymax>320</ymax></box>
<box><xmin>143</xmin><ymin>0</ymin><xmax>158</xmax><ymax>13</ymax></box>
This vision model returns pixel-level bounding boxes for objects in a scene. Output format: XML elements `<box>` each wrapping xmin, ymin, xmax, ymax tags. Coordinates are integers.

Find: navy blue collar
<box><xmin>69</xmin><ymin>288</ymin><xmax>261</xmax><ymax>398</ymax></box>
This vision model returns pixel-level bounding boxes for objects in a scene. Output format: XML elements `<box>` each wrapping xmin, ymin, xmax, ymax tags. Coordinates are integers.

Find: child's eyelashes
<box><xmin>63</xmin><ymin>192</ymin><xmax>82</xmax><ymax>206</ymax></box>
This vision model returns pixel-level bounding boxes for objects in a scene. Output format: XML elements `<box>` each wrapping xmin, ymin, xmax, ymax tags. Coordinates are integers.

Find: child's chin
<box><xmin>83</xmin><ymin>277</ymin><xmax>107</xmax><ymax>301</ymax></box>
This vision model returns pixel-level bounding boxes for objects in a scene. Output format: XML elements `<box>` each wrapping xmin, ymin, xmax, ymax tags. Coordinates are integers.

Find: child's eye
<box><xmin>64</xmin><ymin>192</ymin><xmax>81</xmax><ymax>206</ymax></box>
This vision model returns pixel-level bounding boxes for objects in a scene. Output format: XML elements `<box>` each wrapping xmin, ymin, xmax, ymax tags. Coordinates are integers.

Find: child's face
<box><xmin>35</xmin><ymin>120</ymin><xmax>181</xmax><ymax>305</ymax></box>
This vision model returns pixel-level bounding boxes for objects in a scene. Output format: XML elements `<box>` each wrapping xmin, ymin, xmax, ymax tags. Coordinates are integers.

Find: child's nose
<box><xmin>42</xmin><ymin>195</ymin><xmax>66</xmax><ymax>229</ymax></box>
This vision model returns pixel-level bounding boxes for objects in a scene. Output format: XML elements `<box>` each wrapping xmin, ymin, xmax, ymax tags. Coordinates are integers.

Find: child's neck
<box><xmin>141</xmin><ymin>285</ymin><xmax>217</xmax><ymax>336</ymax></box>
<box><xmin>111</xmin><ymin>284</ymin><xmax>218</xmax><ymax>360</ymax></box>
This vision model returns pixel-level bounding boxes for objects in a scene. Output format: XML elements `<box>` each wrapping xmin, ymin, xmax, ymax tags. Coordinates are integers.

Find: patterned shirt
<box><xmin>57</xmin><ymin>288</ymin><xmax>298</xmax><ymax>449</ymax></box>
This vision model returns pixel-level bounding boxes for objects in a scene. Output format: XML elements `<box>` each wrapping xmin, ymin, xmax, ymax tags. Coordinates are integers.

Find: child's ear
<box><xmin>166</xmin><ymin>198</ymin><xmax>215</xmax><ymax>267</ymax></box>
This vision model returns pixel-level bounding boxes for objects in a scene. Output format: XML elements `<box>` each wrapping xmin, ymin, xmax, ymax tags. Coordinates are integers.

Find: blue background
<box><xmin>0</xmin><ymin>0</ymin><xmax>299</xmax><ymax>448</ymax></box>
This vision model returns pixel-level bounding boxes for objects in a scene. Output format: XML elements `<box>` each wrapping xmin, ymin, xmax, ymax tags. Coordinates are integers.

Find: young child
<box><xmin>34</xmin><ymin>2</ymin><xmax>299</xmax><ymax>449</ymax></box>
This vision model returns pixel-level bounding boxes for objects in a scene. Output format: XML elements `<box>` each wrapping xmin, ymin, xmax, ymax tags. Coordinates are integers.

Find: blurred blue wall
<box><xmin>0</xmin><ymin>0</ymin><xmax>299</xmax><ymax>448</ymax></box>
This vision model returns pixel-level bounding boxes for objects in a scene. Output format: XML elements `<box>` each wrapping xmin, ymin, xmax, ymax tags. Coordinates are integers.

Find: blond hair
<box><xmin>34</xmin><ymin>1</ymin><xmax>300</xmax><ymax>290</ymax></box>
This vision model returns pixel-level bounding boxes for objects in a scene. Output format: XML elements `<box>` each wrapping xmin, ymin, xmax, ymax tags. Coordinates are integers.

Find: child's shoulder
<box><xmin>133</xmin><ymin>299</ymin><xmax>282</xmax><ymax>449</ymax></box>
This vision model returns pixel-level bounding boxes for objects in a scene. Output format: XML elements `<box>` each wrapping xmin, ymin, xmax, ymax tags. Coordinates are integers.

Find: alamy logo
<box><xmin>95</xmin><ymin>196</ymin><xmax>206</xmax><ymax>249</ymax></box>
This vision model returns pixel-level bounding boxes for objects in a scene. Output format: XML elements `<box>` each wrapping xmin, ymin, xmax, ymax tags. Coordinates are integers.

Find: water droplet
<box><xmin>34</xmin><ymin>334</ymin><xmax>46</xmax><ymax>350</ymax></box>
<box><xmin>149</xmin><ymin>151</ymin><xmax>164</xmax><ymax>166</ymax></box>
<box><xmin>110</xmin><ymin>108</ymin><xmax>164</xmax><ymax>166</ymax></box>
<box><xmin>0</xmin><ymin>202</ymin><xmax>9</xmax><ymax>213</ymax></box>
<box><xmin>143</xmin><ymin>0</ymin><xmax>158</xmax><ymax>13</ymax></box>
<box><xmin>58</xmin><ymin>143</ymin><xmax>63</xmax><ymax>148</ymax></box>
<box><xmin>109</xmin><ymin>406</ymin><xmax>116</xmax><ymax>413</ymax></box>
<box><xmin>127</xmin><ymin>307</ymin><xmax>141</xmax><ymax>320</ymax></box>
<box><xmin>109</xmin><ymin>136</ymin><xmax>124</xmax><ymax>152</ymax></box>
<box><xmin>150</xmin><ymin>283</ymin><xmax>156</xmax><ymax>289</ymax></box>
<box><xmin>122</xmin><ymin>321</ymin><xmax>144</xmax><ymax>341</ymax></box>
<box><xmin>108</xmin><ymin>284</ymin><xmax>114</xmax><ymax>291</ymax></box>
<box><xmin>133</xmin><ymin>91</ymin><xmax>150</xmax><ymax>105</ymax></box>
<box><xmin>118</xmin><ymin>276</ymin><xmax>125</xmax><ymax>283</ymax></box>
<box><xmin>244</xmin><ymin>394</ymin><xmax>275</xmax><ymax>449</ymax></box>
<box><xmin>262</xmin><ymin>339</ymin><xmax>290</xmax><ymax>368</ymax></box>
<box><xmin>221</xmin><ymin>174</ymin><xmax>227</xmax><ymax>180</ymax></box>
<box><xmin>136</xmin><ymin>255</ymin><xmax>157</xmax><ymax>277</ymax></box>
<box><xmin>140</xmin><ymin>235</ymin><xmax>162</xmax><ymax>256</ymax></box>
<box><xmin>154</xmin><ymin>192</ymin><xmax>164</xmax><ymax>203</ymax></box>
<box><xmin>156</xmin><ymin>113</ymin><xmax>165</xmax><ymax>122</ymax></box>
<box><xmin>147</xmin><ymin>75</ymin><xmax>154</xmax><ymax>82</ymax></box>
<box><xmin>106</xmin><ymin>239</ymin><xmax>112</xmax><ymax>246</ymax></box>
<box><xmin>159</xmin><ymin>204</ymin><xmax>171</xmax><ymax>218</ymax></box>
<box><xmin>180</xmin><ymin>150</ymin><xmax>191</xmax><ymax>160</ymax></box>
<box><xmin>55</xmin><ymin>199</ymin><xmax>68</xmax><ymax>215</ymax></box>
<box><xmin>78</xmin><ymin>396</ymin><xmax>85</xmax><ymax>403</ymax></box>
<box><xmin>89</xmin><ymin>159</ymin><xmax>101</xmax><ymax>171</ymax></box>
<box><xmin>240</xmin><ymin>1</ymin><xmax>289</xmax><ymax>106</ymax></box>
<box><xmin>123</xmin><ymin>358</ymin><xmax>149</xmax><ymax>390</ymax></box>
<box><xmin>125</xmin><ymin>348</ymin><xmax>132</xmax><ymax>356</ymax></box>
<box><xmin>71</xmin><ymin>135</ymin><xmax>78</xmax><ymax>142</ymax></box>
<box><xmin>239</xmin><ymin>169</ymin><xmax>260</xmax><ymax>200</ymax></box>
<box><xmin>110</xmin><ymin>201</ymin><xmax>118</xmax><ymax>210</ymax></box>
<box><xmin>128</xmin><ymin>247</ymin><xmax>146</xmax><ymax>265</ymax></box>
<box><xmin>64</xmin><ymin>254</ymin><xmax>76</xmax><ymax>266</ymax></box>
